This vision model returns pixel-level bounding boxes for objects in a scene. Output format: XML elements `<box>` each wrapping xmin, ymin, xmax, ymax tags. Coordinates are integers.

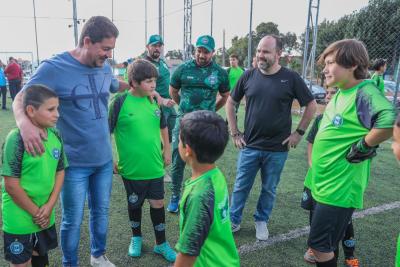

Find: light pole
<box><xmin>32</xmin><ymin>0</ymin><xmax>40</xmax><ymax>66</ymax></box>
<box><xmin>72</xmin><ymin>0</ymin><xmax>78</xmax><ymax>47</ymax></box>
<box><xmin>247</xmin><ymin>0</ymin><xmax>253</xmax><ymax>69</ymax></box>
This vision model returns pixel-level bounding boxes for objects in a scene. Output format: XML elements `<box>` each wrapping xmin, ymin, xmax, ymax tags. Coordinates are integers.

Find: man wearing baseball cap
<box><xmin>167</xmin><ymin>35</ymin><xmax>230</xmax><ymax>213</ymax></box>
<box><xmin>144</xmin><ymin>34</ymin><xmax>176</xmax><ymax>145</ymax></box>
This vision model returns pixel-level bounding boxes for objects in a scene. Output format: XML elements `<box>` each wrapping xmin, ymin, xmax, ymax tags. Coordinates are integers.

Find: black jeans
<box><xmin>1</xmin><ymin>85</ymin><xmax>6</xmax><ymax>108</ymax></box>
<box><xmin>9</xmin><ymin>79</ymin><xmax>21</xmax><ymax>101</ymax></box>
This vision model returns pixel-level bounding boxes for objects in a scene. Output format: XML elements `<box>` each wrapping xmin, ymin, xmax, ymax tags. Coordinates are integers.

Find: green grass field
<box><xmin>0</xmin><ymin>98</ymin><xmax>399</xmax><ymax>267</ymax></box>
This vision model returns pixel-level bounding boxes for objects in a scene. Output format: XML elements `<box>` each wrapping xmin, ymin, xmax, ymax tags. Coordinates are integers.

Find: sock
<box><xmin>342</xmin><ymin>220</ymin><xmax>355</xmax><ymax>259</ymax></box>
<box><xmin>150</xmin><ymin>207</ymin><xmax>166</xmax><ymax>245</ymax></box>
<box><xmin>316</xmin><ymin>256</ymin><xmax>337</xmax><ymax>267</ymax></box>
<box><xmin>128</xmin><ymin>206</ymin><xmax>142</xmax><ymax>237</ymax></box>
<box><xmin>31</xmin><ymin>254</ymin><xmax>49</xmax><ymax>267</ymax></box>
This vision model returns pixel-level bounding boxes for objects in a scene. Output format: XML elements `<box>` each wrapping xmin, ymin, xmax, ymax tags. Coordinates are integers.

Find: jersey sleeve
<box><xmin>176</xmin><ymin>185</ymin><xmax>215</xmax><ymax>256</ymax></box>
<box><xmin>292</xmin><ymin>72</ymin><xmax>315</xmax><ymax>106</ymax></box>
<box><xmin>21</xmin><ymin>61</ymin><xmax>57</xmax><ymax>93</ymax></box>
<box><xmin>356</xmin><ymin>83</ymin><xmax>396</xmax><ymax>129</ymax></box>
<box><xmin>51</xmin><ymin>128</ymin><xmax>69</xmax><ymax>171</ymax></box>
<box><xmin>170</xmin><ymin>64</ymin><xmax>184</xmax><ymax>90</ymax></box>
<box><xmin>306</xmin><ymin>115</ymin><xmax>323</xmax><ymax>144</ymax></box>
<box><xmin>230</xmin><ymin>70</ymin><xmax>249</xmax><ymax>103</ymax></box>
<box><xmin>108</xmin><ymin>93</ymin><xmax>127</xmax><ymax>133</ymax></box>
<box><xmin>218</xmin><ymin>68</ymin><xmax>230</xmax><ymax>94</ymax></box>
<box><xmin>1</xmin><ymin>129</ymin><xmax>25</xmax><ymax>178</ymax></box>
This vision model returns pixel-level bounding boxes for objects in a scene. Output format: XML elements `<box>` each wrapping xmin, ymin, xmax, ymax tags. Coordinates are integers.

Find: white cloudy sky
<box><xmin>1</xmin><ymin>0</ymin><xmax>368</xmax><ymax>63</ymax></box>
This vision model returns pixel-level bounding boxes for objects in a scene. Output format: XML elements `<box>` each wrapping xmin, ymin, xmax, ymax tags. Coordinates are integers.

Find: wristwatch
<box><xmin>295</xmin><ymin>128</ymin><xmax>305</xmax><ymax>136</ymax></box>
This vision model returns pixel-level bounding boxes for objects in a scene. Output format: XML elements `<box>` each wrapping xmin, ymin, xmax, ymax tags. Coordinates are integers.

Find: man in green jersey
<box><xmin>308</xmin><ymin>39</ymin><xmax>395</xmax><ymax>267</ymax></box>
<box><xmin>2</xmin><ymin>85</ymin><xmax>67</xmax><ymax>267</ymax></box>
<box><xmin>167</xmin><ymin>35</ymin><xmax>230</xmax><ymax>213</ymax></box>
<box><xmin>371</xmin><ymin>58</ymin><xmax>386</xmax><ymax>95</ymax></box>
<box><xmin>109</xmin><ymin>59</ymin><xmax>176</xmax><ymax>263</ymax></box>
<box><xmin>174</xmin><ymin>110</ymin><xmax>240</xmax><ymax>267</ymax></box>
<box><xmin>144</xmin><ymin>34</ymin><xmax>176</xmax><ymax>142</ymax></box>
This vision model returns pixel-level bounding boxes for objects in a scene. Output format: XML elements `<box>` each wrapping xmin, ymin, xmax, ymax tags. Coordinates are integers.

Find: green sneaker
<box><xmin>153</xmin><ymin>242</ymin><xmax>177</xmax><ymax>262</ymax></box>
<box><xmin>128</xmin><ymin>236</ymin><xmax>142</xmax><ymax>257</ymax></box>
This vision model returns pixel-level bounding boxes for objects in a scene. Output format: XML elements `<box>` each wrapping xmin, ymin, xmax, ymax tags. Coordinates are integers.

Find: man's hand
<box><xmin>160</xmin><ymin>98</ymin><xmax>176</xmax><ymax>108</ymax></box>
<box><xmin>163</xmin><ymin>150</ymin><xmax>172</xmax><ymax>167</ymax></box>
<box><xmin>20</xmin><ymin>118</ymin><xmax>46</xmax><ymax>156</ymax></box>
<box><xmin>282</xmin><ymin>131</ymin><xmax>302</xmax><ymax>149</ymax></box>
<box><xmin>231</xmin><ymin>132</ymin><xmax>246</xmax><ymax>149</ymax></box>
<box><xmin>346</xmin><ymin>138</ymin><xmax>377</xmax><ymax>163</ymax></box>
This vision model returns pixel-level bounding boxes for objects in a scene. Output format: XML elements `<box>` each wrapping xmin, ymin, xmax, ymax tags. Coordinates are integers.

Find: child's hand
<box><xmin>162</xmin><ymin>98</ymin><xmax>176</xmax><ymax>107</ymax></box>
<box><xmin>34</xmin><ymin>203</ymin><xmax>52</xmax><ymax>228</ymax></box>
<box><xmin>113</xmin><ymin>161</ymin><xmax>119</xmax><ymax>174</ymax></box>
<box><xmin>163</xmin><ymin>150</ymin><xmax>172</xmax><ymax>167</ymax></box>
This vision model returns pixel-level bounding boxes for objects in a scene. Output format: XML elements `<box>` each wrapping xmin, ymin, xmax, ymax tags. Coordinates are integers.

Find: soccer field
<box><xmin>0</xmin><ymin>99</ymin><xmax>399</xmax><ymax>267</ymax></box>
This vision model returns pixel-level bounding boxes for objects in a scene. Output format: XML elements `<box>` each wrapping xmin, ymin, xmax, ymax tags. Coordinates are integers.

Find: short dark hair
<box><xmin>128</xmin><ymin>59</ymin><xmax>159</xmax><ymax>86</ymax></box>
<box><xmin>23</xmin><ymin>84</ymin><xmax>58</xmax><ymax>109</ymax></box>
<box><xmin>318</xmin><ymin>39</ymin><xmax>369</xmax><ymax>80</ymax></box>
<box><xmin>180</xmin><ymin>110</ymin><xmax>229</xmax><ymax>164</ymax></box>
<box><xmin>229</xmin><ymin>54</ymin><xmax>239</xmax><ymax>60</ymax></box>
<box><xmin>79</xmin><ymin>16</ymin><xmax>119</xmax><ymax>47</ymax></box>
<box><xmin>265</xmin><ymin>34</ymin><xmax>283</xmax><ymax>51</ymax></box>
<box><xmin>372</xmin><ymin>58</ymin><xmax>387</xmax><ymax>71</ymax></box>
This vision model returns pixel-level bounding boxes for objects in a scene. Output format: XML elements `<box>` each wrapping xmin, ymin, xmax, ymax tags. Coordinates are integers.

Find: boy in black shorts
<box><xmin>1</xmin><ymin>85</ymin><xmax>67</xmax><ymax>267</ymax></box>
<box><xmin>301</xmin><ymin>87</ymin><xmax>359</xmax><ymax>267</ymax></box>
<box><xmin>109</xmin><ymin>59</ymin><xmax>176</xmax><ymax>263</ymax></box>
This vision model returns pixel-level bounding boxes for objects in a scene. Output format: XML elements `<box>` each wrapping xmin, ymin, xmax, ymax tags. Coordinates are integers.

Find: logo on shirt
<box><xmin>281</xmin><ymin>79</ymin><xmax>288</xmax><ymax>83</ymax></box>
<box><xmin>207</xmin><ymin>74</ymin><xmax>218</xmax><ymax>86</ymax></box>
<box><xmin>332</xmin><ymin>114</ymin><xmax>343</xmax><ymax>127</ymax></box>
<box><xmin>52</xmin><ymin>148</ymin><xmax>61</xmax><ymax>160</ymax></box>
<box><xmin>155</xmin><ymin>109</ymin><xmax>161</xmax><ymax>118</ymax></box>
<box><xmin>9</xmin><ymin>241</ymin><xmax>24</xmax><ymax>255</ymax></box>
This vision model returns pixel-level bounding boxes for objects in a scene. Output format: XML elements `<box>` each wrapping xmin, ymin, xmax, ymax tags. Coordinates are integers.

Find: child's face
<box><xmin>323</xmin><ymin>53</ymin><xmax>356</xmax><ymax>89</ymax></box>
<box><xmin>325</xmin><ymin>87</ymin><xmax>337</xmax><ymax>103</ymax></box>
<box><xmin>27</xmin><ymin>97</ymin><xmax>59</xmax><ymax>128</ymax></box>
<box><xmin>392</xmin><ymin>125</ymin><xmax>400</xmax><ymax>161</ymax></box>
<box><xmin>136</xmin><ymin>78</ymin><xmax>156</xmax><ymax>96</ymax></box>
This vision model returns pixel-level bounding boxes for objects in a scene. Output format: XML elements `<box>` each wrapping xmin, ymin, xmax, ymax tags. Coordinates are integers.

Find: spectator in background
<box><xmin>0</xmin><ymin>60</ymin><xmax>7</xmax><ymax>109</ymax></box>
<box><xmin>5</xmin><ymin>57</ymin><xmax>23</xmax><ymax>101</ymax></box>
<box><xmin>371</xmin><ymin>58</ymin><xmax>387</xmax><ymax>95</ymax></box>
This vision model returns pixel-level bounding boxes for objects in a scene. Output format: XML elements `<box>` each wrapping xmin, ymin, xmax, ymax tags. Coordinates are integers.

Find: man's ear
<box><xmin>83</xmin><ymin>36</ymin><xmax>92</xmax><ymax>48</ymax></box>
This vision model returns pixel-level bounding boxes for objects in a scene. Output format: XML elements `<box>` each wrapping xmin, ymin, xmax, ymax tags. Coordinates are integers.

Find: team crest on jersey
<box><xmin>128</xmin><ymin>193</ymin><xmax>139</xmax><ymax>204</ymax></box>
<box><xmin>10</xmin><ymin>241</ymin><xmax>24</xmax><ymax>255</ymax></box>
<box><xmin>52</xmin><ymin>148</ymin><xmax>61</xmax><ymax>160</ymax></box>
<box><xmin>332</xmin><ymin>114</ymin><xmax>343</xmax><ymax>127</ymax></box>
<box><xmin>155</xmin><ymin>109</ymin><xmax>161</xmax><ymax>118</ymax></box>
<box><xmin>207</xmin><ymin>74</ymin><xmax>218</xmax><ymax>86</ymax></box>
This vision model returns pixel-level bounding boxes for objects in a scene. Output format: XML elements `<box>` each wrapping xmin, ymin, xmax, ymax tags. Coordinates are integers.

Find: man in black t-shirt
<box><xmin>226</xmin><ymin>35</ymin><xmax>316</xmax><ymax>241</ymax></box>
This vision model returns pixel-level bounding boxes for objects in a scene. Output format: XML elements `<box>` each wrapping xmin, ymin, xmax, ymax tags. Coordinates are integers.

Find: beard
<box><xmin>257</xmin><ymin>57</ymin><xmax>274</xmax><ymax>71</ymax></box>
<box><xmin>151</xmin><ymin>51</ymin><xmax>160</xmax><ymax>59</ymax></box>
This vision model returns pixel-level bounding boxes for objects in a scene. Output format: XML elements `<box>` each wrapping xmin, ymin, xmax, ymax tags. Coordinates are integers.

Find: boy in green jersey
<box><xmin>391</xmin><ymin>115</ymin><xmax>400</xmax><ymax>267</ymax></box>
<box><xmin>301</xmin><ymin>87</ymin><xmax>360</xmax><ymax>267</ymax></box>
<box><xmin>109</xmin><ymin>59</ymin><xmax>176</xmax><ymax>263</ymax></box>
<box><xmin>1</xmin><ymin>85</ymin><xmax>67</xmax><ymax>267</ymax></box>
<box><xmin>371</xmin><ymin>58</ymin><xmax>387</xmax><ymax>95</ymax></box>
<box><xmin>308</xmin><ymin>39</ymin><xmax>395</xmax><ymax>267</ymax></box>
<box><xmin>174</xmin><ymin>110</ymin><xmax>240</xmax><ymax>267</ymax></box>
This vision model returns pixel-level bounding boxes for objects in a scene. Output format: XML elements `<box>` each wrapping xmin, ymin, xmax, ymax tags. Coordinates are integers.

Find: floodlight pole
<box><xmin>210</xmin><ymin>0</ymin><xmax>214</xmax><ymax>36</ymax></box>
<box><xmin>302</xmin><ymin>0</ymin><xmax>312</xmax><ymax>79</ymax></box>
<box><xmin>309</xmin><ymin>0</ymin><xmax>320</xmax><ymax>85</ymax></box>
<box><xmin>72</xmin><ymin>0</ymin><xmax>78</xmax><ymax>47</ymax></box>
<box><xmin>247</xmin><ymin>0</ymin><xmax>253</xmax><ymax>69</ymax></box>
<box><xmin>32</xmin><ymin>0</ymin><xmax>40</xmax><ymax>66</ymax></box>
<box><xmin>145</xmin><ymin>0</ymin><xmax>148</xmax><ymax>46</ymax></box>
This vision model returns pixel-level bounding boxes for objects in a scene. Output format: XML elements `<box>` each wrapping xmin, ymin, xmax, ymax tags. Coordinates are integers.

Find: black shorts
<box><xmin>4</xmin><ymin>224</ymin><xmax>57</xmax><ymax>264</ymax></box>
<box><xmin>301</xmin><ymin>187</ymin><xmax>316</xmax><ymax>211</ymax></box>
<box><xmin>122</xmin><ymin>177</ymin><xmax>164</xmax><ymax>208</ymax></box>
<box><xmin>307</xmin><ymin>202</ymin><xmax>354</xmax><ymax>253</ymax></box>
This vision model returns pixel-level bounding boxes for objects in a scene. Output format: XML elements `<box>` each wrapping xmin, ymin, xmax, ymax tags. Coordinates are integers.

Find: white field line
<box><xmin>238</xmin><ymin>201</ymin><xmax>400</xmax><ymax>255</ymax></box>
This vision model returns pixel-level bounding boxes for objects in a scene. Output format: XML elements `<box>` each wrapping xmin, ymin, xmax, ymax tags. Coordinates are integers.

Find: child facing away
<box><xmin>108</xmin><ymin>59</ymin><xmax>176</xmax><ymax>263</ymax></box>
<box><xmin>307</xmin><ymin>39</ymin><xmax>395</xmax><ymax>267</ymax></box>
<box><xmin>174</xmin><ymin>110</ymin><xmax>240</xmax><ymax>267</ymax></box>
<box><xmin>301</xmin><ymin>87</ymin><xmax>359</xmax><ymax>267</ymax></box>
<box><xmin>370</xmin><ymin>58</ymin><xmax>387</xmax><ymax>95</ymax></box>
<box><xmin>1</xmin><ymin>85</ymin><xmax>67</xmax><ymax>267</ymax></box>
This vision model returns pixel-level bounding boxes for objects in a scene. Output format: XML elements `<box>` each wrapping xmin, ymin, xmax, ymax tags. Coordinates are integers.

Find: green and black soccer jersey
<box><xmin>144</xmin><ymin>55</ymin><xmax>171</xmax><ymax>98</ymax></box>
<box><xmin>371</xmin><ymin>73</ymin><xmax>385</xmax><ymax>95</ymax></box>
<box><xmin>170</xmin><ymin>59</ymin><xmax>229</xmax><ymax>116</ymax></box>
<box><xmin>311</xmin><ymin>80</ymin><xmax>395</xmax><ymax>209</ymax></box>
<box><xmin>109</xmin><ymin>91</ymin><xmax>167</xmax><ymax>180</ymax></box>
<box><xmin>303</xmin><ymin>114</ymin><xmax>323</xmax><ymax>189</ymax></box>
<box><xmin>176</xmin><ymin>168</ymin><xmax>240</xmax><ymax>267</ymax></box>
<box><xmin>1</xmin><ymin>128</ymin><xmax>67</xmax><ymax>234</ymax></box>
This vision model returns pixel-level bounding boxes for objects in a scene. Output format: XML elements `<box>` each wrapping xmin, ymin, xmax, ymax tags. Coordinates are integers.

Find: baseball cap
<box><xmin>147</xmin><ymin>34</ymin><xmax>164</xmax><ymax>46</ymax></box>
<box><xmin>196</xmin><ymin>35</ymin><xmax>215</xmax><ymax>52</ymax></box>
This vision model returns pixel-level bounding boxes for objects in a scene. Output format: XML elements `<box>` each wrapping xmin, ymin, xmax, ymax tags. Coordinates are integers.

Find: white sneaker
<box><xmin>90</xmin><ymin>255</ymin><xmax>116</xmax><ymax>267</ymax></box>
<box><xmin>255</xmin><ymin>221</ymin><xmax>269</xmax><ymax>241</ymax></box>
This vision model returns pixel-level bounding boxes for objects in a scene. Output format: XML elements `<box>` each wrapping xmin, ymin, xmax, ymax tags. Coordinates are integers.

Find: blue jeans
<box><xmin>230</xmin><ymin>148</ymin><xmax>288</xmax><ymax>225</ymax></box>
<box><xmin>60</xmin><ymin>160</ymin><xmax>113</xmax><ymax>267</ymax></box>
